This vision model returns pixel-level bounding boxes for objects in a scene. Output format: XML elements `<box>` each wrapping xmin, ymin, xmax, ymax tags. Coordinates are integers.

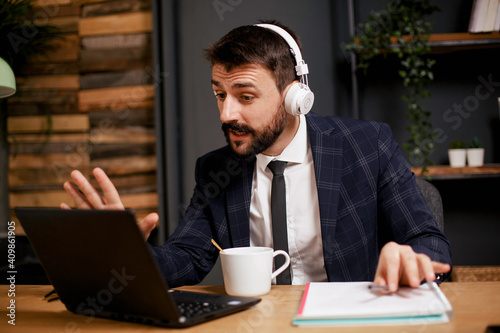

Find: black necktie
<box><xmin>267</xmin><ymin>160</ymin><xmax>291</xmax><ymax>284</ymax></box>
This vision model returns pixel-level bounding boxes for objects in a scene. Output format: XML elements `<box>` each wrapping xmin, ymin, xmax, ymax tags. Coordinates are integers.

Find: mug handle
<box><xmin>271</xmin><ymin>250</ymin><xmax>291</xmax><ymax>280</ymax></box>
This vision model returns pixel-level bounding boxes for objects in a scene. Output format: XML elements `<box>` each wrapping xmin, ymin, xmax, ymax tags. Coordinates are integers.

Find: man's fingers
<box><xmin>372</xmin><ymin>274</ymin><xmax>387</xmax><ymax>287</ymax></box>
<box><xmin>69</xmin><ymin>169</ymin><xmax>105</xmax><ymax>209</ymax></box>
<box><xmin>60</xmin><ymin>202</ymin><xmax>72</xmax><ymax>210</ymax></box>
<box><xmin>375</xmin><ymin>242</ymin><xmax>401</xmax><ymax>292</ymax></box>
<box><xmin>432</xmin><ymin>261</ymin><xmax>451</xmax><ymax>274</ymax></box>
<box><xmin>93</xmin><ymin>168</ymin><xmax>124</xmax><ymax>209</ymax></box>
<box><xmin>401</xmin><ymin>249</ymin><xmax>421</xmax><ymax>287</ymax></box>
<box><xmin>65</xmin><ymin>168</ymin><xmax>124</xmax><ymax>210</ymax></box>
<box><xmin>374</xmin><ymin>242</ymin><xmax>453</xmax><ymax>291</ymax></box>
<box><xmin>411</xmin><ymin>256</ymin><xmax>451</xmax><ymax>284</ymax></box>
<box><xmin>63</xmin><ymin>180</ymin><xmax>92</xmax><ymax>209</ymax></box>
<box><xmin>416</xmin><ymin>253</ymin><xmax>436</xmax><ymax>283</ymax></box>
<box><xmin>61</xmin><ymin>169</ymin><xmax>157</xmax><ymax>243</ymax></box>
<box><xmin>385</xmin><ymin>252</ymin><xmax>401</xmax><ymax>292</ymax></box>
<box><xmin>138</xmin><ymin>213</ymin><xmax>159</xmax><ymax>240</ymax></box>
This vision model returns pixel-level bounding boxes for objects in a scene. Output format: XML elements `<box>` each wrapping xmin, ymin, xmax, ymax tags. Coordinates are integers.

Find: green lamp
<box><xmin>0</xmin><ymin>57</ymin><xmax>16</xmax><ymax>98</ymax></box>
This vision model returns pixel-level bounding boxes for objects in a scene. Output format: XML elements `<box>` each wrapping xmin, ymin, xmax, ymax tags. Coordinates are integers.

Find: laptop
<box><xmin>15</xmin><ymin>207</ymin><xmax>261</xmax><ymax>328</ymax></box>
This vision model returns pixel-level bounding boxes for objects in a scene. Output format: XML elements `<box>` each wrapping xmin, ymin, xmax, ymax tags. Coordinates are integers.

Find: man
<box><xmin>61</xmin><ymin>21</ymin><xmax>451</xmax><ymax>291</ymax></box>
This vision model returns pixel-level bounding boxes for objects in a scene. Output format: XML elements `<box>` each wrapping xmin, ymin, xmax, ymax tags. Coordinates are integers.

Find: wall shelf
<box><xmin>427</xmin><ymin>32</ymin><xmax>500</xmax><ymax>52</ymax></box>
<box><xmin>411</xmin><ymin>164</ymin><xmax>500</xmax><ymax>179</ymax></box>
<box><xmin>356</xmin><ymin>32</ymin><xmax>500</xmax><ymax>53</ymax></box>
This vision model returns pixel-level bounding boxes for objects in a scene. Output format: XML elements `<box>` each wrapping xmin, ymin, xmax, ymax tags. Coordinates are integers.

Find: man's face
<box><xmin>211</xmin><ymin>63</ymin><xmax>288</xmax><ymax>159</ymax></box>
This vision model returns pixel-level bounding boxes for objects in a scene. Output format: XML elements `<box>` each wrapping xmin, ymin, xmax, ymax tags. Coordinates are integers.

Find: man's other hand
<box><xmin>373</xmin><ymin>241</ymin><xmax>451</xmax><ymax>292</ymax></box>
<box><xmin>60</xmin><ymin>167</ymin><xmax>159</xmax><ymax>240</ymax></box>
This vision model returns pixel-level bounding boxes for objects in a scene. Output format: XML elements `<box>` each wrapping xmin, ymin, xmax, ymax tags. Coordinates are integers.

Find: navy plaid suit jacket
<box><xmin>152</xmin><ymin>113</ymin><xmax>452</xmax><ymax>287</ymax></box>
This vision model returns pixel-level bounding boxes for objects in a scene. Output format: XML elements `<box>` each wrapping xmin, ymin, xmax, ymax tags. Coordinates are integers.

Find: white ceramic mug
<box><xmin>220</xmin><ymin>247</ymin><xmax>291</xmax><ymax>297</ymax></box>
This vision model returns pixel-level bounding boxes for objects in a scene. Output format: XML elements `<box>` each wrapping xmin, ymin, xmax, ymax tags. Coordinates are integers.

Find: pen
<box><xmin>369</xmin><ymin>282</ymin><xmax>433</xmax><ymax>291</ymax></box>
<box><xmin>368</xmin><ymin>284</ymin><xmax>401</xmax><ymax>292</ymax></box>
<box><xmin>368</xmin><ymin>284</ymin><xmax>390</xmax><ymax>291</ymax></box>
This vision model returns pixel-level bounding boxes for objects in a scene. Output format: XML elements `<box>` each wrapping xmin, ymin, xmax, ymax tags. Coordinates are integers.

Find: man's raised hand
<box><xmin>61</xmin><ymin>167</ymin><xmax>159</xmax><ymax>240</ymax></box>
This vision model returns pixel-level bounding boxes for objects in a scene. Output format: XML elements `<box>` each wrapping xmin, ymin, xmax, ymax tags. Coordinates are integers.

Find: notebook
<box><xmin>15</xmin><ymin>207</ymin><xmax>261</xmax><ymax>328</ymax></box>
<box><xmin>293</xmin><ymin>281</ymin><xmax>453</xmax><ymax>326</ymax></box>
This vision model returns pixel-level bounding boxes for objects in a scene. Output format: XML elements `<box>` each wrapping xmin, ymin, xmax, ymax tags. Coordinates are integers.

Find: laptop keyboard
<box><xmin>176</xmin><ymin>300</ymin><xmax>228</xmax><ymax>318</ymax></box>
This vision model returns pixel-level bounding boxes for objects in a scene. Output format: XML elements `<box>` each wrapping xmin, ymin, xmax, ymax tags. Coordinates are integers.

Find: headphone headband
<box><xmin>254</xmin><ymin>23</ymin><xmax>309</xmax><ymax>76</ymax></box>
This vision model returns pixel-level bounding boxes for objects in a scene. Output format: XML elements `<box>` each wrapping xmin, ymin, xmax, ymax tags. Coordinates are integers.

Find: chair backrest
<box><xmin>416</xmin><ymin>178</ymin><xmax>444</xmax><ymax>232</ymax></box>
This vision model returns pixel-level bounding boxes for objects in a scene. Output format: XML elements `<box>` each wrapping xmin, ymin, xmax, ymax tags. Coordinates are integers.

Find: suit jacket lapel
<box><xmin>306</xmin><ymin>114</ymin><xmax>343</xmax><ymax>279</ymax></box>
<box><xmin>225</xmin><ymin>157</ymin><xmax>254</xmax><ymax>247</ymax></box>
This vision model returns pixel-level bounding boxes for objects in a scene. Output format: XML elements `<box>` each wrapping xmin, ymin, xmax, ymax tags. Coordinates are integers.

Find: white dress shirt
<box><xmin>249</xmin><ymin>115</ymin><xmax>327</xmax><ymax>284</ymax></box>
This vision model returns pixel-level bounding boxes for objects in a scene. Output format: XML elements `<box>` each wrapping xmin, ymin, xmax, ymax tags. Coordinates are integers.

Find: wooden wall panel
<box><xmin>9</xmin><ymin>153</ymin><xmax>90</xmax><ymax>187</ymax></box>
<box><xmin>10</xmin><ymin>190</ymin><xmax>74</xmax><ymax>208</ymax></box>
<box><xmin>79</xmin><ymin>12</ymin><xmax>153</xmax><ymax>36</ymax></box>
<box><xmin>78</xmin><ymin>85</ymin><xmax>155</xmax><ymax>111</ymax></box>
<box><xmin>80</xmin><ymin>0</ymin><xmax>151</xmax><ymax>17</ymax></box>
<box><xmin>78</xmin><ymin>0</ymin><xmax>156</xmax><ymax>220</ymax></box>
<box><xmin>8</xmin><ymin>114</ymin><xmax>89</xmax><ymax>133</ymax></box>
<box><xmin>39</xmin><ymin>34</ymin><xmax>80</xmax><ymax>63</ymax></box>
<box><xmin>16</xmin><ymin>75</ymin><xmax>80</xmax><ymax>90</ymax></box>
<box><xmin>7</xmin><ymin>0</ymin><xmax>157</xmax><ymax>233</ymax></box>
<box><xmin>34</xmin><ymin>0</ymin><xmax>72</xmax><ymax>5</ymax></box>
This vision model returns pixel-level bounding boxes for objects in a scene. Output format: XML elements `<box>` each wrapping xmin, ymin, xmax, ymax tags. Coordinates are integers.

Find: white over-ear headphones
<box><xmin>254</xmin><ymin>23</ymin><xmax>314</xmax><ymax>116</ymax></box>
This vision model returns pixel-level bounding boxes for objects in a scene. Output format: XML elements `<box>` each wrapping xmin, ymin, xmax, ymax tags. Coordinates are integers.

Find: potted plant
<box><xmin>344</xmin><ymin>0</ymin><xmax>440</xmax><ymax>175</ymax></box>
<box><xmin>467</xmin><ymin>137</ymin><xmax>484</xmax><ymax>167</ymax></box>
<box><xmin>448</xmin><ymin>140</ymin><xmax>466</xmax><ymax>168</ymax></box>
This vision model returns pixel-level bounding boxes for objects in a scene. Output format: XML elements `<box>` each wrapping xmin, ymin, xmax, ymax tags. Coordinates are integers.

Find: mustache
<box><xmin>221</xmin><ymin>122</ymin><xmax>255</xmax><ymax>135</ymax></box>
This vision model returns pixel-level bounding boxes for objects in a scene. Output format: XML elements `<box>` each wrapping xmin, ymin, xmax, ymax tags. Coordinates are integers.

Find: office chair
<box><xmin>416</xmin><ymin>177</ymin><xmax>444</xmax><ymax>232</ymax></box>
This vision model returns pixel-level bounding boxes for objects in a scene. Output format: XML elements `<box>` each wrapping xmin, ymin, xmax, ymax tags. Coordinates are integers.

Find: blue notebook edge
<box><xmin>293</xmin><ymin>313</ymin><xmax>450</xmax><ymax>326</ymax></box>
<box><xmin>292</xmin><ymin>281</ymin><xmax>454</xmax><ymax>327</ymax></box>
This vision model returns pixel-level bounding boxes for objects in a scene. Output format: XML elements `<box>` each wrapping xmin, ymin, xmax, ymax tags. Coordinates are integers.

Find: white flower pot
<box><xmin>448</xmin><ymin>149</ymin><xmax>466</xmax><ymax>168</ymax></box>
<box><xmin>467</xmin><ymin>148</ymin><xmax>484</xmax><ymax>167</ymax></box>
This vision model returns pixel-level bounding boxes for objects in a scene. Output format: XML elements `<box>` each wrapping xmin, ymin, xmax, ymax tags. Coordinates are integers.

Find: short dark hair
<box><xmin>204</xmin><ymin>20</ymin><xmax>301</xmax><ymax>93</ymax></box>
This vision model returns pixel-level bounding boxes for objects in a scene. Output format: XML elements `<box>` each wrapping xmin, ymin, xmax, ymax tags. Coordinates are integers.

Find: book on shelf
<box><xmin>485</xmin><ymin>0</ymin><xmax>500</xmax><ymax>31</ymax></box>
<box><xmin>469</xmin><ymin>0</ymin><xmax>500</xmax><ymax>33</ymax></box>
<box><xmin>495</xmin><ymin>2</ymin><xmax>500</xmax><ymax>31</ymax></box>
<box><xmin>293</xmin><ymin>281</ymin><xmax>453</xmax><ymax>327</ymax></box>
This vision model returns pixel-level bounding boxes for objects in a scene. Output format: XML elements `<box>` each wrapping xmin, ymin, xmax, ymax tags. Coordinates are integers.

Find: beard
<box><xmin>222</xmin><ymin>105</ymin><xmax>287</xmax><ymax>160</ymax></box>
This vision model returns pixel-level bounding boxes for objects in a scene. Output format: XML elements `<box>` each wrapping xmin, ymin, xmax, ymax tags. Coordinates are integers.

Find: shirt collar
<box><xmin>256</xmin><ymin>114</ymin><xmax>308</xmax><ymax>172</ymax></box>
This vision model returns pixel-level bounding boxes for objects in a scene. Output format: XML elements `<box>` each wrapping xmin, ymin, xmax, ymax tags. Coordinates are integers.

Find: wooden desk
<box><xmin>2</xmin><ymin>283</ymin><xmax>500</xmax><ymax>332</ymax></box>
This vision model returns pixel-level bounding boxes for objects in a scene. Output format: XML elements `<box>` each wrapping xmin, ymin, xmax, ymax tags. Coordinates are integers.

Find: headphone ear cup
<box><xmin>284</xmin><ymin>82</ymin><xmax>315</xmax><ymax>116</ymax></box>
